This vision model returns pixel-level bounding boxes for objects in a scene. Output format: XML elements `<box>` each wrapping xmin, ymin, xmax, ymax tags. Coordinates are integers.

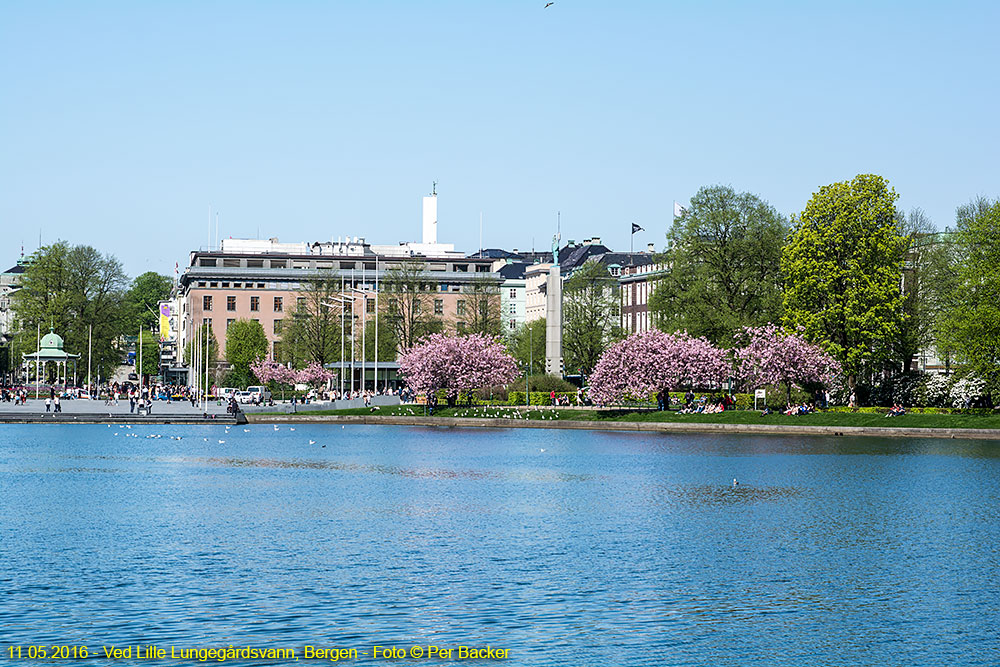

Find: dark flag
<box><xmin>631</xmin><ymin>222</ymin><xmax>643</xmax><ymax>234</ymax></box>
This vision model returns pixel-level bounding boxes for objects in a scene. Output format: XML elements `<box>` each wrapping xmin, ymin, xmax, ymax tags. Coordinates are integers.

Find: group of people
<box><xmin>676</xmin><ymin>391</ymin><xmax>735</xmax><ymax>414</ymax></box>
<box><xmin>781</xmin><ymin>402</ymin><xmax>818</xmax><ymax>416</ymax></box>
<box><xmin>885</xmin><ymin>403</ymin><xmax>907</xmax><ymax>417</ymax></box>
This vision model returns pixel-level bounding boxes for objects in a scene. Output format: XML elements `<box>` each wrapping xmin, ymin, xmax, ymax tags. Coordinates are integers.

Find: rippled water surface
<box><xmin>1</xmin><ymin>424</ymin><xmax>998</xmax><ymax>665</ymax></box>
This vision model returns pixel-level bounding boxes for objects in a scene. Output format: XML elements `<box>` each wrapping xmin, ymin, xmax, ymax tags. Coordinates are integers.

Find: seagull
<box><xmin>733</xmin><ymin>478</ymin><xmax>739</xmax><ymax>488</ymax></box>
<box><xmin>289</xmin><ymin>428</ymin><xmax>295</xmax><ymax>431</ymax></box>
<box><xmin>218</xmin><ymin>440</ymin><xmax>225</xmax><ymax>443</ymax></box>
<box><xmin>309</xmin><ymin>440</ymin><xmax>316</xmax><ymax>445</ymax></box>
<box><xmin>540</xmin><ymin>448</ymin><xmax>546</xmax><ymax>452</ymax></box>
<box><xmin>243</xmin><ymin>429</ymin><xmax>250</xmax><ymax>432</ymax></box>
<box><xmin>545</xmin><ymin>2</ymin><xmax>554</xmax><ymax>7</ymax></box>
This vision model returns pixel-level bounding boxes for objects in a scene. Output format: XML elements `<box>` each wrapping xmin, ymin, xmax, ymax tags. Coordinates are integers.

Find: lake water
<box><xmin>1</xmin><ymin>424</ymin><xmax>998</xmax><ymax>666</ymax></box>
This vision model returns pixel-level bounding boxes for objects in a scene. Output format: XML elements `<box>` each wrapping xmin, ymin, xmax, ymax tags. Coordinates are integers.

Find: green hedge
<box><xmin>824</xmin><ymin>406</ymin><xmax>997</xmax><ymax>416</ymax></box>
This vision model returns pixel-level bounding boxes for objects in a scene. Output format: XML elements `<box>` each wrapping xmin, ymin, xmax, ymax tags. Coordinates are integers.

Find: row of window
<box><xmin>203</xmin><ymin>295</ymin><xmax>288</xmax><ymax>312</ymax></box>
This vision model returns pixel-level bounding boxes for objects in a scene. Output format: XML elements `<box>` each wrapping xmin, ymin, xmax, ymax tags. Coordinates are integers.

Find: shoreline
<box><xmin>245</xmin><ymin>413</ymin><xmax>1000</xmax><ymax>440</ymax></box>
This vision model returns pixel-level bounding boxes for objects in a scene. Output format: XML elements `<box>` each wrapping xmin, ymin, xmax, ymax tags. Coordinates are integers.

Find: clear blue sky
<box><xmin>2</xmin><ymin>1</ymin><xmax>997</xmax><ymax>277</ymax></box>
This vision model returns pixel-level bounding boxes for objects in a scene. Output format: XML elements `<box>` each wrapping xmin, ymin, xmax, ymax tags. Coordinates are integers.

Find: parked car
<box><xmin>246</xmin><ymin>385</ymin><xmax>272</xmax><ymax>403</ymax></box>
<box><xmin>236</xmin><ymin>391</ymin><xmax>253</xmax><ymax>404</ymax></box>
<box><xmin>218</xmin><ymin>387</ymin><xmax>237</xmax><ymax>400</ymax></box>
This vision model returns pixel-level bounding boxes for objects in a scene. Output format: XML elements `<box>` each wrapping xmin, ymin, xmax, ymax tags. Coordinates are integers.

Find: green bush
<box><xmin>508</xmin><ymin>391</ymin><xmax>579</xmax><ymax>406</ymax></box>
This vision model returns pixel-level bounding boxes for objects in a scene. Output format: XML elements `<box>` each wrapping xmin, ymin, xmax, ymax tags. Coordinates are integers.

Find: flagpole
<box><xmin>374</xmin><ymin>255</ymin><xmax>379</xmax><ymax>392</ymax></box>
<box><xmin>87</xmin><ymin>324</ymin><xmax>92</xmax><ymax>399</ymax></box>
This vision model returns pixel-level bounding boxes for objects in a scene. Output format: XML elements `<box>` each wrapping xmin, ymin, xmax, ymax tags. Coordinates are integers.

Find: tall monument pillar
<box><xmin>545</xmin><ymin>236</ymin><xmax>563</xmax><ymax>377</ymax></box>
<box><xmin>422</xmin><ymin>182</ymin><xmax>438</xmax><ymax>245</ymax></box>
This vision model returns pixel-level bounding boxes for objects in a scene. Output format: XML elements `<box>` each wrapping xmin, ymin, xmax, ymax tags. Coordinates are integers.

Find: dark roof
<box><xmin>497</xmin><ymin>262</ymin><xmax>529</xmax><ymax>279</ymax></box>
<box><xmin>3</xmin><ymin>263</ymin><xmax>26</xmax><ymax>274</ymax></box>
<box><xmin>467</xmin><ymin>248</ymin><xmax>521</xmax><ymax>259</ymax></box>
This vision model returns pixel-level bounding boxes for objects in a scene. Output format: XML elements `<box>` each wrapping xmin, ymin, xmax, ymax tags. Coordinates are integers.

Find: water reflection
<box><xmin>659</xmin><ymin>484</ymin><xmax>804</xmax><ymax>506</ymax></box>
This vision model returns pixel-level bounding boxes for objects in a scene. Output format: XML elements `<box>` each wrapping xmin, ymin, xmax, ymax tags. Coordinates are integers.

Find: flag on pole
<box><xmin>673</xmin><ymin>201</ymin><xmax>687</xmax><ymax>218</ymax></box>
<box><xmin>631</xmin><ymin>222</ymin><xmax>643</xmax><ymax>234</ymax></box>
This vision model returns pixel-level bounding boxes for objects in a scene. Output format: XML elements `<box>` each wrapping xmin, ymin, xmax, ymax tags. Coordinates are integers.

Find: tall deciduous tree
<box><xmin>781</xmin><ymin>174</ymin><xmax>907</xmax><ymax>387</ymax></box>
<box><xmin>462</xmin><ymin>275</ymin><xmax>502</xmax><ymax>337</ymax></box>
<box><xmin>12</xmin><ymin>241</ymin><xmax>129</xmax><ymax>382</ymax></box>
<box><xmin>225</xmin><ymin>319</ymin><xmax>270</xmax><ymax>387</ymax></box>
<box><xmin>280</xmin><ymin>273</ymin><xmax>343</xmax><ymax>368</ymax></box>
<box><xmin>124</xmin><ymin>272</ymin><xmax>174</xmax><ymax>333</ymax></box>
<box><xmin>649</xmin><ymin>185</ymin><xmax>788</xmax><ymax>344</ymax></box>
<box><xmin>940</xmin><ymin>197</ymin><xmax>1000</xmax><ymax>398</ymax></box>
<box><xmin>563</xmin><ymin>260</ymin><xmax>623</xmax><ymax>375</ymax></box>
<box><xmin>382</xmin><ymin>261</ymin><xmax>442</xmax><ymax>350</ymax></box>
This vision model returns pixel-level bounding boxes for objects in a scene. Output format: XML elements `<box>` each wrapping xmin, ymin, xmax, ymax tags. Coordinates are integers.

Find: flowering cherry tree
<box><xmin>295</xmin><ymin>361</ymin><xmax>333</xmax><ymax>388</ymax></box>
<box><xmin>398</xmin><ymin>333</ymin><xmax>519</xmax><ymax>405</ymax></box>
<box><xmin>733</xmin><ymin>325</ymin><xmax>840</xmax><ymax>402</ymax></box>
<box><xmin>251</xmin><ymin>358</ymin><xmax>297</xmax><ymax>385</ymax></box>
<box><xmin>588</xmin><ymin>330</ymin><xmax>730</xmax><ymax>405</ymax></box>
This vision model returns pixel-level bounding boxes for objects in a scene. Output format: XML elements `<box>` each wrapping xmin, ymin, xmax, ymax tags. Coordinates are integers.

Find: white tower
<box><xmin>422</xmin><ymin>182</ymin><xmax>438</xmax><ymax>245</ymax></box>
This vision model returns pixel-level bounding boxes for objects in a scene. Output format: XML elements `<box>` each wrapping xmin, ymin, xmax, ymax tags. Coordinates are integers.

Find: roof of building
<box><xmin>497</xmin><ymin>262</ymin><xmax>529</xmax><ymax>280</ymax></box>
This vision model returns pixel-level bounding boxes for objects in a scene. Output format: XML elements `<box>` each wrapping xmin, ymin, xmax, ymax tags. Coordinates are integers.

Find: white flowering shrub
<box><xmin>950</xmin><ymin>376</ymin><xmax>987</xmax><ymax>409</ymax></box>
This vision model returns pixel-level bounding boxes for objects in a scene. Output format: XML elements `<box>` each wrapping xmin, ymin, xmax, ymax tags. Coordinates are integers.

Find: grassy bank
<box><xmin>264</xmin><ymin>405</ymin><xmax>1000</xmax><ymax>430</ymax></box>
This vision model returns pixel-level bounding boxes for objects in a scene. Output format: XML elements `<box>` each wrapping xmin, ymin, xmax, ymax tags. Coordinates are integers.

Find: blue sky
<box><xmin>2</xmin><ymin>1</ymin><xmax>997</xmax><ymax>277</ymax></box>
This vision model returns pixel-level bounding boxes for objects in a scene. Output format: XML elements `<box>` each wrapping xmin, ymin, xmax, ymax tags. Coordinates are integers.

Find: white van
<box><xmin>246</xmin><ymin>385</ymin><xmax>272</xmax><ymax>403</ymax></box>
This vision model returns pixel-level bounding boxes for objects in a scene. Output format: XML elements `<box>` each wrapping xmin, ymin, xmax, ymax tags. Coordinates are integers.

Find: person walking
<box><xmin>45</xmin><ymin>397</ymin><xmax>51</xmax><ymax>412</ymax></box>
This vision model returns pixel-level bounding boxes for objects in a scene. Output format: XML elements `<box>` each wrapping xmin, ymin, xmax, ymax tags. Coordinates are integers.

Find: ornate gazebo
<box><xmin>23</xmin><ymin>329</ymin><xmax>80</xmax><ymax>387</ymax></box>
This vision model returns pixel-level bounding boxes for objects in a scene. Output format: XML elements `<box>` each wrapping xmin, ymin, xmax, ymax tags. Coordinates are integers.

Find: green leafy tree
<box><xmin>895</xmin><ymin>209</ymin><xmax>959</xmax><ymax>372</ymax></box>
<box><xmin>225</xmin><ymin>319</ymin><xmax>269</xmax><ymax>387</ymax></box>
<box><xmin>12</xmin><ymin>241</ymin><xmax>129</xmax><ymax>382</ymax></box>
<box><xmin>136</xmin><ymin>331</ymin><xmax>160</xmax><ymax>378</ymax></box>
<box><xmin>124</xmin><ymin>272</ymin><xmax>173</xmax><ymax>332</ymax></box>
<box><xmin>507</xmin><ymin>318</ymin><xmax>546</xmax><ymax>376</ymax></box>
<box><xmin>280</xmin><ymin>273</ymin><xmax>343</xmax><ymax>368</ymax></box>
<box><xmin>563</xmin><ymin>261</ymin><xmax>624</xmax><ymax>375</ymax></box>
<box><xmin>362</xmin><ymin>313</ymin><xmax>399</xmax><ymax>362</ymax></box>
<box><xmin>649</xmin><ymin>185</ymin><xmax>788</xmax><ymax>344</ymax></box>
<box><xmin>940</xmin><ymin>197</ymin><xmax>1000</xmax><ymax>398</ymax></box>
<box><xmin>781</xmin><ymin>174</ymin><xmax>907</xmax><ymax>387</ymax></box>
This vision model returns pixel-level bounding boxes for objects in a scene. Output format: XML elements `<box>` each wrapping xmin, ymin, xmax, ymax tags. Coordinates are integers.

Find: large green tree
<box><xmin>781</xmin><ymin>174</ymin><xmax>907</xmax><ymax>386</ymax></box>
<box><xmin>225</xmin><ymin>319</ymin><xmax>269</xmax><ymax>387</ymax></box>
<box><xmin>649</xmin><ymin>185</ymin><xmax>788</xmax><ymax>344</ymax></box>
<box><xmin>124</xmin><ymin>272</ymin><xmax>173</xmax><ymax>333</ymax></box>
<box><xmin>507</xmin><ymin>318</ymin><xmax>546</xmax><ymax>376</ymax></box>
<box><xmin>895</xmin><ymin>209</ymin><xmax>959</xmax><ymax>372</ymax></box>
<box><xmin>939</xmin><ymin>197</ymin><xmax>1000</xmax><ymax>398</ymax></box>
<box><xmin>12</xmin><ymin>241</ymin><xmax>129</xmax><ymax>382</ymax></box>
<box><xmin>563</xmin><ymin>261</ymin><xmax>623</xmax><ymax>375</ymax></box>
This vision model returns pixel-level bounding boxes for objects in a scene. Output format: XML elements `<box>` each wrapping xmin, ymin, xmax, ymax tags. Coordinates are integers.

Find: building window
<box><xmin>434</xmin><ymin>299</ymin><xmax>443</xmax><ymax>315</ymax></box>
<box><xmin>510</xmin><ymin>289</ymin><xmax>517</xmax><ymax>298</ymax></box>
<box><xmin>272</xmin><ymin>341</ymin><xmax>281</xmax><ymax>360</ymax></box>
<box><xmin>227</xmin><ymin>319</ymin><xmax>234</xmax><ymax>329</ymax></box>
<box><xmin>227</xmin><ymin>296</ymin><xmax>236</xmax><ymax>311</ymax></box>
<box><xmin>366</xmin><ymin>298</ymin><xmax>375</xmax><ymax>314</ymax></box>
<box><xmin>297</xmin><ymin>297</ymin><xmax>306</xmax><ymax>310</ymax></box>
<box><xmin>273</xmin><ymin>296</ymin><xmax>283</xmax><ymax>312</ymax></box>
<box><xmin>457</xmin><ymin>321</ymin><xmax>466</xmax><ymax>334</ymax></box>
<box><xmin>457</xmin><ymin>300</ymin><xmax>466</xmax><ymax>316</ymax></box>
<box><xmin>273</xmin><ymin>319</ymin><xmax>283</xmax><ymax>334</ymax></box>
<box><xmin>203</xmin><ymin>295</ymin><xmax>212</xmax><ymax>311</ymax></box>
<box><xmin>509</xmin><ymin>304</ymin><xmax>517</xmax><ymax>314</ymax></box>
<box><xmin>250</xmin><ymin>296</ymin><xmax>260</xmax><ymax>311</ymax></box>
<box><xmin>509</xmin><ymin>319</ymin><xmax>516</xmax><ymax>330</ymax></box>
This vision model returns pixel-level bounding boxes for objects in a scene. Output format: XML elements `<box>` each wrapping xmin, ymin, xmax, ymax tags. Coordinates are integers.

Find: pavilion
<box><xmin>23</xmin><ymin>329</ymin><xmax>80</xmax><ymax>387</ymax></box>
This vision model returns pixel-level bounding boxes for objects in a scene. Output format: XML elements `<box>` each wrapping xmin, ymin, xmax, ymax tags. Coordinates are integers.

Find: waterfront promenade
<box><xmin>0</xmin><ymin>398</ymin><xmax>234</xmax><ymax>424</ymax></box>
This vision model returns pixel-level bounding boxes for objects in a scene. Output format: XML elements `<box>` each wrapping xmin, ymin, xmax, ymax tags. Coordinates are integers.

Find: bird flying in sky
<box><xmin>544</xmin><ymin>2</ymin><xmax>554</xmax><ymax>7</ymax></box>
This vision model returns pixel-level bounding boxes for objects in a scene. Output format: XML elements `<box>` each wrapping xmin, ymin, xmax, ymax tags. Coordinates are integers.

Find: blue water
<box><xmin>1</xmin><ymin>424</ymin><xmax>998</xmax><ymax>666</ymax></box>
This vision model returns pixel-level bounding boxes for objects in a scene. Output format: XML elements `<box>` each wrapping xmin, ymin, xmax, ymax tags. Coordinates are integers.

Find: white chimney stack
<box><xmin>422</xmin><ymin>189</ymin><xmax>438</xmax><ymax>245</ymax></box>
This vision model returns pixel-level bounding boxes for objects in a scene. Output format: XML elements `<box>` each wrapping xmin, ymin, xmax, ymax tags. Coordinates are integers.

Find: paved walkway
<box><xmin>0</xmin><ymin>398</ymin><xmax>228</xmax><ymax>417</ymax></box>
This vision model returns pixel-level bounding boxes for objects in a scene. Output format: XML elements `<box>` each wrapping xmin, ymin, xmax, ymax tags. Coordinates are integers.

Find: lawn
<box><xmin>261</xmin><ymin>404</ymin><xmax>1000</xmax><ymax>430</ymax></box>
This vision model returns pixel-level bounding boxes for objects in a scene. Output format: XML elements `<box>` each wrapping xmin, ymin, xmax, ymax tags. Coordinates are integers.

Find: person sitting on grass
<box><xmin>760</xmin><ymin>405</ymin><xmax>771</xmax><ymax>416</ymax></box>
<box><xmin>783</xmin><ymin>403</ymin><xmax>797</xmax><ymax>416</ymax></box>
<box><xmin>886</xmin><ymin>403</ymin><xmax>906</xmax><ymax>417</ymax></box>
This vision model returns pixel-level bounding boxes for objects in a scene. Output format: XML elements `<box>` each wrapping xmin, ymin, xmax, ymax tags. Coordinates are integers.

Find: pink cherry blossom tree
<box><xmin>398</xmin><ymin>333</ymin><xmax>519</xmax><ymax>406</ymax></box>
<box><xmin>733</xmin><ymin>324</ymin><xmax>841</xmax><ymax>403</ymax></box>
<box><xmin>251</xmin><ymin>358</ymin><xmax>297</xmax><ymax>385</ymax></box>
<box><xmin>295</xmin><ymin>362</ymin><xmax>333</xmax><ymax>389</ymax></box>
<box><xmin>588</xmin><ymin>330</ymin><xmax>730</xmax><ymax>405</ymax></box>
